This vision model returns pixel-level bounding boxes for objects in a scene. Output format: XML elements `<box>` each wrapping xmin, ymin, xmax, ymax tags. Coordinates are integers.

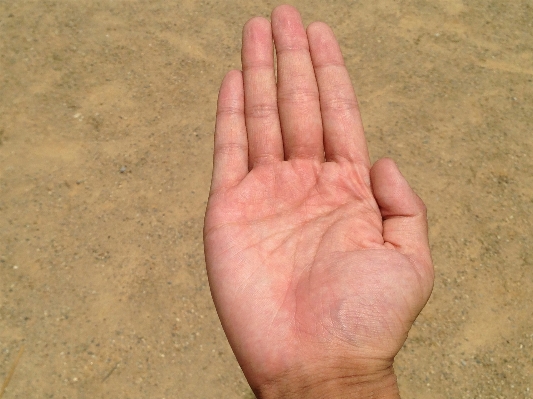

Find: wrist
<box><xmin>254</xmin><ymin>362</ymin><xmax>400</xmax><ymax>399</ymax></box>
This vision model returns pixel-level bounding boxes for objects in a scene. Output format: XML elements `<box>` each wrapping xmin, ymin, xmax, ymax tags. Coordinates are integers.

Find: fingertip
<box><xmin>271</xmin><ymin>5</ymin><xmax>306</xmax><ymax>37</ymax></box>
<box><xmin>217</xmin><ymin>70</ymin><xmax>244</xmax><ymax>119</ymax></box>
<box><xmin>242</xmin><ymin>17</ymin><xmax>274</xmax><ymax>70</ymax></box>
<box><xmin>370</xmin><ymin>157</ymin><xmax>425</xmax><ymax>218</ymax></box>
<box><xmin>306</xmin><ymin>22</ymin><xmax>334</xmax><ymax>52</ymax></box>
<box><xmin>272</xmin><ymin>4</ymin><xmax>300</xmax><ymax>19</ymax></box>
<box><xmin>243</xmin><ymin>16</ymin><xmax>271</xmax><ymax>36</ymax></box>
<box><xmin>371</xmin><ymin>157</ymin><xmax>398</xmax><ymax>174</ymax></box>
<box><xmin>245</xmin><ymin>15</ymin><xmax>270</xmax><ymax>26</ymax></box>
<box><xmin>222</xmin><ymin>69</ymin><xmax>243</xmax><ymax>84</ymax></box>
<box><xmin>218</xmin><ymin>70</ymin><xmax>243</xmax><ymax>101</ymax></box>
<box><xmin>228</xmin><ymin>68</ymin><xmax>244</xmax><ymax>81</ymax></box>
<box><xmin>370</xmin><ymin>158</ymin><xmax>403</xmax><ymax>189</ymax></box>
<box><xmin>306</xmin><ymin>21</ymin><xmax>332</xmax><ymax>36</ymax></box>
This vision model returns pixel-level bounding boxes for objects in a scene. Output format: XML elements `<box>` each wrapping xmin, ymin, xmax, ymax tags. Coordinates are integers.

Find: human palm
<box><xmin>204</xmin><ymin>6</ymin><xmax>433</xmax><ymax>396</ymax></box>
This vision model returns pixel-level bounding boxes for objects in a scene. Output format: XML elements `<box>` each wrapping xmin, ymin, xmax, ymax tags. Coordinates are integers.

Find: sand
<box><xmin>1</xmin><ymin>0</ymin><xmax>532</xmax><ymax>397</ymax></box>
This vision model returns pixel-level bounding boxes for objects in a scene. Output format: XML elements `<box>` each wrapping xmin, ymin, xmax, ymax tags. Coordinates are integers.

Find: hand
<box><xmin>204</xmin><ymin>5</ymin><xmax>434</xmax><ymax>398</ymax></box>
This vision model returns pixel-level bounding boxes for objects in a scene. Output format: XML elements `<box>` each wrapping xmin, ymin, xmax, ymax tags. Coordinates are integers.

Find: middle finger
<box><xmin>272</xmin><ymin>5</ymin><xmax>324</xmax><ymax>161</ymax></box>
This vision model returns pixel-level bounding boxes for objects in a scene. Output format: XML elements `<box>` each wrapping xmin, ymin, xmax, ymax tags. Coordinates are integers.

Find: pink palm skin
<box><xmin>204</xmin><ymin>5</ymin><xmax>433</xmax><ymax>398</ymax></box>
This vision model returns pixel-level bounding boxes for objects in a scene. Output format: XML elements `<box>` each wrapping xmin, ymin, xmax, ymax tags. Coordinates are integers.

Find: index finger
<box><xmin>307</xmin><ymin>22</ymin><xmax>370</xmax><ymax>166</ymax></box>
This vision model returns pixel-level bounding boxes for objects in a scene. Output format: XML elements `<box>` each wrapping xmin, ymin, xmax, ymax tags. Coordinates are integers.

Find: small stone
<box><xmin>119</xmin><ymin>166</ymin><xmax>127</xmax><ymax>173</ymax></box>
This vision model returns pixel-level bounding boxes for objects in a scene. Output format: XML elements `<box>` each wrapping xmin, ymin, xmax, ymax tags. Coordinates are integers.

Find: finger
<box><xmin>211</xmin><ymin>70</ymin><xmax>248</xmax><ymax>192</ymax></box>
<box><xmin>307</xmin><ymin>22</ymin><xmax>370</xmax><ymax>166</ymax></box>
<box><xmin>271</xmin><ymin>5</ymin><xmax>324</xmax><ymax>161</ymax></box>
<box><xmin>242</xmin><ymin>17</ymin><xmax>284</xmax><ymax>167</ymax></box>
<box><xmin>370</xmin><ymin>158</ymin><xmax>433</xmax><ymax>283</ymax></box>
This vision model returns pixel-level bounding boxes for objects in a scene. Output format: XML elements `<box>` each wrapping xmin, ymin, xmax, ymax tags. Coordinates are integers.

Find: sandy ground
<box><xmin>1</xmin><ymin>0</ymin><xmax>532</xmax><ymax>398</ymax></box>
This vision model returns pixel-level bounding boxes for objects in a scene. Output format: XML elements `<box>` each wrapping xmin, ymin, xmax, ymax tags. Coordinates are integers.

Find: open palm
<box><xmin>204</xmin><ymin>6</ymin><xmax>433</xmax><ymax>395</ymax></box>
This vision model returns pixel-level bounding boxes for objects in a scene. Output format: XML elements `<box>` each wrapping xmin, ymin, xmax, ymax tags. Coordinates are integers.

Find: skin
<box><xmin>204</xmin><ymin>5</ymin><xmax>434</xmax><ymax>398</ymax></box>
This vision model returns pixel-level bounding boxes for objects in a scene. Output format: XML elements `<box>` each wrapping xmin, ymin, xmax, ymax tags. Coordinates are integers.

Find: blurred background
<box><xmin>0</xmin><ymin>0</ymin><xmax>531</xmax><ymax>397</ymax></box>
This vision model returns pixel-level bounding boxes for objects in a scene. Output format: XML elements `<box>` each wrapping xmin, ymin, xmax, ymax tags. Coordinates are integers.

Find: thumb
<box><xmin>370</xmin><ymin>158</ymin><xmax>433</xmax><ymax>279</ymax></box>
